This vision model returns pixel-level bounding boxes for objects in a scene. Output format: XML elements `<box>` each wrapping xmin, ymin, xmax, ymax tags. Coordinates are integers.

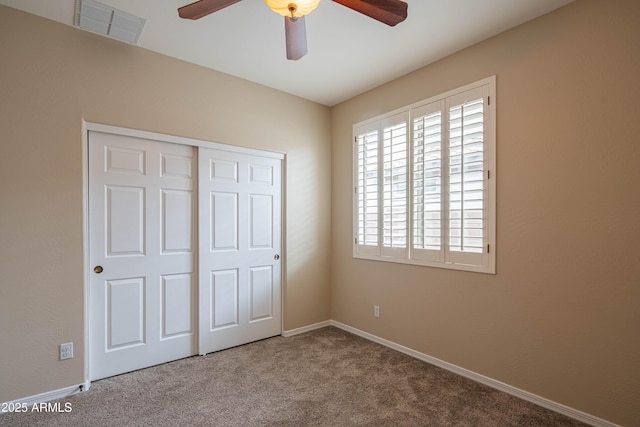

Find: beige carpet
<box><xmin>1</xmin><ymin>327</ymin><xmax>587</xmax><ymax>426</ymax></box>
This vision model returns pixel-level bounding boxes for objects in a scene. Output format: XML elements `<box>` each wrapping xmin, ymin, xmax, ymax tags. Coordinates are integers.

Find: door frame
<box><xmin>82</xmin><ymin>121</ymin><xmax>286</xmax><ymax>386</ymax></box>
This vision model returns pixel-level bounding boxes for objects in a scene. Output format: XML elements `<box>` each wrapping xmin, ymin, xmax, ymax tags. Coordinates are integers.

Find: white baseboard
<box><xmin>1</xmin><ymin>381</ymin><xmax>90</xmax><ymax>413</ymax></box>
<box><xmin>282</xmin><ymin>320</ymin><xmax>332</xmax><ymax>337</ymax></box>
<box><xmin>329</xmin><ymin>320</ymin><xmax>617</xmax><ymax>427</ymax></box>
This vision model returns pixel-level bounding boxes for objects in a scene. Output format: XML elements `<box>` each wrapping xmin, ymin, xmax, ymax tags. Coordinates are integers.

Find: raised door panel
<box><xmin>210</xmin><ymin>192</ymin><xmax>238</xmax><ymax>251</ymax></box>
<box><xmin>161</xmin><ymin>273</ymin><xmax>193</xmax><ymax>339</ymax></box>
<box><xmin>106</xmin><ymin>277</ymin><xmax>145</xmax><ymax>350</ymax></box>
<box><xmin>249</xmin><ymin>194</ymin><xmax>273</xmax><ymax>249</ymax></box>
<box><xmin>161</xmin><ymin>153</ymin><xmax>192</xmax><ymax>179</ymax></box>
<box><xmin>211</xmin><ymin>159</ymin><xmax>238</xmax><ymax>182</ymax></box>
<box><xmin>250</xmin><ymin>266</ymin><xmax>273</xmax><ymax>322</ymax></box>
<box><xmin>106</xmin><ymin>146</ymin><xmax>145</xmax><ymax>175</ymax></box>
<box><xmin>106</xmin><ymin>186</ymin><xmax>145</xmax><ymax>256</ymax></box>
<box><xmin>161</xmin><ymin>189</ymin><xmax>192</xmax><ymax>254</ymax></box>
<box><xmin>211</xmin><ymin>269</ymin><xmax>239</xmax><ymax>329</ymax></box>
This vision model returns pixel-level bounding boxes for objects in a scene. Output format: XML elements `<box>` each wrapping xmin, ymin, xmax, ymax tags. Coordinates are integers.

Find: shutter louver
<box><xmin>382</xmin><ymin>115</ymin><xmax>409</xmax><ymax>257</ymax></box>
<box><xmin>357</xmin><ymin>128</ymin><xmax>379</xmax><ymax>248</ymax></box>
<box><xmin>448</xmin><ymin>97</ymin><xmax>484</xmax><ymax>255</ymax></box>
<box><xmin>412</xmin><ymin>105</ymin><xmax>443</xmax><ymax>258</ymax></box>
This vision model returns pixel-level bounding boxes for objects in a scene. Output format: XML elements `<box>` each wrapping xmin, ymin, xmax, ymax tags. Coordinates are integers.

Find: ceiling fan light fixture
<box><xmin>265</xmin><ymin>0</ymin><xmax>320</xmax><ymax>18</ymax></box>
<box><xmin>178</xmin><ymin>0</ymin><xmax>407</xmax><ymax>61</ymax></box>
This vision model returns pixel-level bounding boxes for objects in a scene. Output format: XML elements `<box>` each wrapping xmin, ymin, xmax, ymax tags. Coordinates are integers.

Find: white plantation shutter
<box><xmin>353</xmin><ymin>77</ymin><xmax>495</xmax><ymax>273</ymax></box>
<box><xmin>355</xmin><ymin>122</ymin><xmax>380</xmax><ymax>256</ymax></box>
<box><xmin>446</xmin><ymin>87</ymin><xmax>488</xmax><ymax>267</ymax></box>
<box><xmin>411</xmin><ymin>101</ymin><xmax>444</xmax><ymax>263</ymax></box>
<box><xmin>382</xmin><ymin>113</ymin><xmax>409</xmax><ymax>259</ymax></box>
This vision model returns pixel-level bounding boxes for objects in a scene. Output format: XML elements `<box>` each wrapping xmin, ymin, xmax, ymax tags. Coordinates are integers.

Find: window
<box><xmin>353</xmin><ymin>77</ymin><xmax>496</xmax><ymax>274</ymax></box>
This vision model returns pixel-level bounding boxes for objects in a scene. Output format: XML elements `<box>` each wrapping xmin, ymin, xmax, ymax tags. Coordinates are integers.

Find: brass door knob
<box><xmin>274</xmin><ymin>254</ymin><xmax>280</xmax><ymax>260</ymax></box>
<box><xmin>94</xmin><ymin>265</ymin><xmax>104</xmax><ymax>274</ymax></box>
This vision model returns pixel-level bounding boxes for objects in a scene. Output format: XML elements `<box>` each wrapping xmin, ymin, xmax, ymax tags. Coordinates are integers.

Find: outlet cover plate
<box><xmin>60</xmin><ymin>342</ymin><xmax>73</xmax><ymax>360</ymax></box>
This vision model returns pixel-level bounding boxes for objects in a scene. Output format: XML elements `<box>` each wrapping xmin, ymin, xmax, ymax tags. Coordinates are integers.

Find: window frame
<box><xmin>352</xmin><ymin>76</ymin><xmax>496</xmax><ymax>274</ymax></box>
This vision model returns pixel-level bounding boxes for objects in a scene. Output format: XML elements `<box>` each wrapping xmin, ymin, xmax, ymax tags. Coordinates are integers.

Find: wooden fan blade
<box><xmin>332</xmin><ymin>0</ymin><xmax>407</xmax><ymax>26</ymax></box>
<box><xmin>285</xmin><ymin>16</ymin><xmax>308</xmax><ymax>61</ymax></box>
<box><xmin>178</xmin><ymin>0</ymin><xmax>241</xmax><ymax>20</ymax></box>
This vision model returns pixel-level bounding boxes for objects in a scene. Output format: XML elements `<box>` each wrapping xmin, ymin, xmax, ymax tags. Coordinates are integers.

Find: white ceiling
<box><xmin>0</xmin><ymin>0</ymin><xmax>573</xmax><ymax>106</ymax></box>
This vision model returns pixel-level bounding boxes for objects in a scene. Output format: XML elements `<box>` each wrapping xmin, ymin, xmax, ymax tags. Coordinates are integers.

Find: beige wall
<box><xmin>0</xmin><ymin>6</ymin><xmax>331</xmax><ymax>402</ymax></box>
<box><xmin>331</xmin><ymin>1</ymin><xmax>640</xmax><ymax>425</ymax></box>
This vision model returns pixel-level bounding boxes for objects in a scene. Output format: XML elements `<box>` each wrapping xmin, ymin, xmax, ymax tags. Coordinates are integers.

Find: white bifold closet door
<box><xmin>89</xmin><ymin>130</ymin><xmax>282</xmax><ymax>381</ymax></box>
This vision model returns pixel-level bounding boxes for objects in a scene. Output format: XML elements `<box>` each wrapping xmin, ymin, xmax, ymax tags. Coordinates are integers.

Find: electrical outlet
<box><xmin>60</xmin><ymin>342</ymin><xmax>73</xmax><ymax>360</ymax></box>
<box><xmin>374</xmin><ymin>305</ymin><xmax>380</xmax><ymax>318</ymax></box>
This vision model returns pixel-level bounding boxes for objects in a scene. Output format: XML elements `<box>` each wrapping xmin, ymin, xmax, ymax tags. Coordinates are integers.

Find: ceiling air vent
<box><xmin>74</xmin><ymin>0</ymin><xmax>145</xmax><ymax>44</ymax></box>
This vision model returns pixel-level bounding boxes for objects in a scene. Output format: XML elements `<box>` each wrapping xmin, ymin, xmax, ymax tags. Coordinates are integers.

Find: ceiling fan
<box><xmin>178</xmin><ymin>0</ymin><xmax>408</xmax><ymax>60</ymax></box>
